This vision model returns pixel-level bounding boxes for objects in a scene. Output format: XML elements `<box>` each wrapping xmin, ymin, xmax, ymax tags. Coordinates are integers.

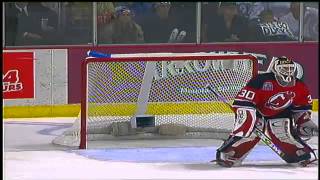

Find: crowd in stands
<box><xmin>4</xmin><ymin>2</ymin><xmax>319</xmax><ymax>46</ymax></box>
<box><xmin>5</xmin><ymin>2</ymin><xmax>58</xmax><ymax>46</ymax></box>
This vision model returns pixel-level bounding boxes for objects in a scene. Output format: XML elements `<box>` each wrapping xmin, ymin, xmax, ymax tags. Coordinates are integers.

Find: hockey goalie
<box><xmin>215</xmin><ymin>56</ymin><xmax>318</xmax><ymax>167</ymax></box>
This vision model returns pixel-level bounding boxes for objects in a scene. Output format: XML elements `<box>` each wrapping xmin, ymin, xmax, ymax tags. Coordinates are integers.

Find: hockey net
<box><xmin>53</xmin><ymin>52</ymin><xmax>258</xmax><ymax>149</ymax></box>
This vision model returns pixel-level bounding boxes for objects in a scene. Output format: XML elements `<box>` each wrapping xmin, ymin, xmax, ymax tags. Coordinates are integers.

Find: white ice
<box><xmin>3</xmin><ymin>114</ymin><xmax>319</xmax><ymax>180</ymax></box>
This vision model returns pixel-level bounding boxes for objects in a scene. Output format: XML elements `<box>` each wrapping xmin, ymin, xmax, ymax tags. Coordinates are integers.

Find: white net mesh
<box><xmin>53</xmin><ymin>53</ymin><xmax>257</xmax><ymax>147</ymax></box>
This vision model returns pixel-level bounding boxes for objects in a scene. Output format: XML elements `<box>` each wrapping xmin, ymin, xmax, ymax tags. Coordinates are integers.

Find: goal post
<box><xmin>53</xmin><ymin>52</ymin><xmax>258</xmax><ymax>149</ymax></box>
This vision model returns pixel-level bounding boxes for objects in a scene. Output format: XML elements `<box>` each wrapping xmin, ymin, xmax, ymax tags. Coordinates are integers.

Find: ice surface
<box><xmin>3</xmin><ymin>114</ymin><xmax>319</xmax><ymax>180</ymax></box>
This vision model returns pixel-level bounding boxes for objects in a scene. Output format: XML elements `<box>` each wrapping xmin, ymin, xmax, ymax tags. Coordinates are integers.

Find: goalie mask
<box><xmin>273</xmin><ymin>57</ymin><xmax>297</xmax><ymax>85</ymax></box>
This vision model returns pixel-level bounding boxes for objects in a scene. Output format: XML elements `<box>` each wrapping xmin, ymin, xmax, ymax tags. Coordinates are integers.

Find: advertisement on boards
<box><xmin>67</xmin><ymin>42</ymin><xmax>318</xmax><ymax>103</ymax></box>
<box><xmin>3</xmin><ymin>52</ymin><xmax>35</xmax><ymax>99</ymax></box>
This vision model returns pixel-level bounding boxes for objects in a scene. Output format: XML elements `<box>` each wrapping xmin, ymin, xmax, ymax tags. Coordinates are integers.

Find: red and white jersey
<box><xmin>233</xmin><ymin>72</ymin><xmax>312</xmax><ymax>118</ymax></box>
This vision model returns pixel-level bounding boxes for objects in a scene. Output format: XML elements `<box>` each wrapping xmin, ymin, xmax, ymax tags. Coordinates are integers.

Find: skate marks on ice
<box><xmin>73</xmin><ymin>145</ymin><xmax>283</xmax><ymax>163</ymax></box>
<box><xmin>157</xmin><ymin>162</ymin><xmax>317</xmax><ymax>179</ymax></box>
<box><xmin>167</xmin><ymin>161</ymin><xmax>316</xmax><ymax>171</ymax></box>
<box><xmin>4</xmin><ymin>119</ymin><xmax>75</xmax><ymax>151</ymax></box>
<box><xmin>3</xmin><ymin>117</ymin><xmax>318</xmax><ymax>180</ymax></box>
<box><xmin>5</xmin><ymin>151</ymin><xmax>318</xmax><ymax>180</ymax></box>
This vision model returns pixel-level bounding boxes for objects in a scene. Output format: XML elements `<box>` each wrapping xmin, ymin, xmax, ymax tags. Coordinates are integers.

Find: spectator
<box><xmin>206</xmin><ymin>2</ymin><xmax>249</xmax><ymax>42</ymax></box>
<box><xmin>41</xmin><ymin>2</ymin><xmax>59</xmax><ymax>14</ymax></box>
<box><xmin>236</xmin><ymin>2</ymin><xmax>265</xmax><ymax>21</ymax></box>
<box><xmin>303</xmin><ymin>5</ymin><xmax>318</xmax><ymax>41</ymax></box>
<box><xmin>267</xmin><ymin>2</ymin><xmax>291</xmax><ymax>19</ymax></box>
<box><xmin>236</xmin><ymin>2</ymin><xmax>265</xmax><ymax>27</ymax></box>
<box><xmin>97</xmin><ymin>2</ymin><xmax>115</xmax><ymax>26</ymax></box>
<box><xmin>140</xmin><ymin>2</ymin><xmax>178</xmax><ymax>43</ymax></box>
<box><xmin>279</xmin><ymin>2</ymin><xmax>301</xmax><ymax>40</ymax></box>
<box><xmin>99</xmin><ymin>6</ymin><xmax>144</xmax><ymax>44</ymax></box>
<box><xmin>6</xmin><ymin>2</ymin><xmax>58</xmax><ymax>46</ymax></box>
<box><xmin>114</xmin><ymin>2</ymin><xmax>153</xmax><ymax>24</ymax></box>
<box><xmin>5</xmin><ymin>2</ymin><xmax>19</xmax><ymax>46</ymax></box>
<box><xmin>250</xmin><ymin>10</ymin><xmax>295</xmax><ymax>41</ymax></box>
<box><xmin>201</xmin><ymin>2</ymin><xmax>219</xmax><ymax>42</ymax></box>
<box><xmin>114</xmin><ymin>2</ymin><xmax>150</xmax><ymax>15</ymax></box>
<box><xmin>169</xmin><ymin>2</ymin><xmax>197</xmax><ymax>43</ymax></box>
<box><xmin>259</xmin><ymin>9</ymin><xmax>275</xmax><ymax>23</ymax></box>
<box><xmin>279</xmin><ymin>2</ymin><xmax>319</xmax><ymax>41</ymax></box>
<box><xmin>63</xmin><ymin>2</ymin><xmax>92</xmax><ymax>44</ymax></box>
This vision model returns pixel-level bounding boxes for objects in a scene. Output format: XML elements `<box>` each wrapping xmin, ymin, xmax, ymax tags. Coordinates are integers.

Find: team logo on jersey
<box><xmin>265</xmin><ymin>91</ymin><xmax>295</xmax><ymax>110</ymax></box>
<box><xmin>262</xmin><ymin>82</ymin><xmax>273</xmax><ymax>91</ymax></box>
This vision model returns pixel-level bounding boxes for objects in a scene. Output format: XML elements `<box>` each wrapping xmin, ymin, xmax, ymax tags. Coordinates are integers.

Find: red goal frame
<box><xmin>80</xmin><ymin>54</ymin><xmax>258</xmax><ymax>149</ymax></box>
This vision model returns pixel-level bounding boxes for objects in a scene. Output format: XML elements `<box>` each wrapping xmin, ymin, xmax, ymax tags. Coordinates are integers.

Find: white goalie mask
<box><xmin>273</xmin><ymin>57</ymin><xmax>297</xmax><ymax>83</ymax></box>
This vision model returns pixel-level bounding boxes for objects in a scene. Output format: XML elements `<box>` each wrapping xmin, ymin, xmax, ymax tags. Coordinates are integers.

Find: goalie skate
<box><xmin>299</xmin><ymin>158</ymin><xmax>318</xmax><ymax>167</ymax></box>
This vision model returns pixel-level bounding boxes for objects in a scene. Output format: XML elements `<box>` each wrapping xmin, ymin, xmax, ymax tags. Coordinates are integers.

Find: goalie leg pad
<box><xmin>231</xmin><ymin>107</ymin><xmax>257</xmax><ymax>138</ymax></box>
<box><xmin>216</xmin><ymin>134</ymin><xmax>261</xmax><ymax>167</ymax></box>
<box><xmin>265</xmin><ymin>118</ymin><xmax>314</xmax><ymax>163</ymax></box>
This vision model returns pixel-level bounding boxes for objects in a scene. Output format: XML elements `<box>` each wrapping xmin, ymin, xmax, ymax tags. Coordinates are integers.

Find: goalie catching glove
<box><xmin>293</xmin><ymin>111</ymin><xmax>318</xmax><ymax>140</ymax></box>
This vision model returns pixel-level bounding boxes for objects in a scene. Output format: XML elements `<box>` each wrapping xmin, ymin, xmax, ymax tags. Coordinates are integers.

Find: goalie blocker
<box><xmin>215</xmin><ymin>57</ymin><xmax>318</xmax><ymax>167</ymax></box>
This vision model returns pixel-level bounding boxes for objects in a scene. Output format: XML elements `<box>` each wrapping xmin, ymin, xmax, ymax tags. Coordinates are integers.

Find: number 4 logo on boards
<box><xmin>3</xmin><ymin>70</ymin><xmax>23</xmax><ymax>92</ymax></box>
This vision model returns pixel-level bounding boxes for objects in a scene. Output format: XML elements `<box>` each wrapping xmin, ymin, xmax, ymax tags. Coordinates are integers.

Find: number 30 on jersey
<box><xmin>238</xmin><ymin>89</ymin><xmax>255</xmax><ymax>100</ymax></box>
